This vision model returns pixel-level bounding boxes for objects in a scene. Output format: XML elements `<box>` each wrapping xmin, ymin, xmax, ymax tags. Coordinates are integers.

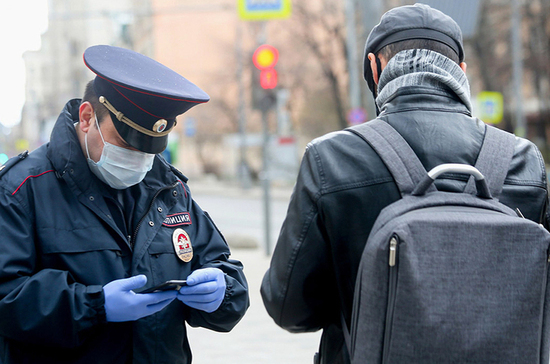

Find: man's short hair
<box><xmin>378</xmin><ymin>39</ymin><xmax>460</xmax><ymax>64</ymax></box>
<box><xmin>82</xmin><ymin>80</ymin><xmax>109</xmax><ymax>123</ymax></box>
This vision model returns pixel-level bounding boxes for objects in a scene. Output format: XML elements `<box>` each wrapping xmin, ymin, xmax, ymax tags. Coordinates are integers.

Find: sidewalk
<box><xmin>186</xmin><ymin>248</ymin><xmax>321</xmax><ymax>364</ymax></box>
<box><xmin>185</xmin><ymin>178</ymin><xmax>322</xmax><ymax>363</ymax></box>
<box><xmin>187</xmin><ymin>177</ymin><xmax>295</xmax><ymax>202</ymax></box>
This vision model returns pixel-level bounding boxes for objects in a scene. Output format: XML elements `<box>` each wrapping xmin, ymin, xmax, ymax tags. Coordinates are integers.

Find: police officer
<box><xmin>0</xmin><ymin>45</ymin><xmax>249</xmax><ymax>363</ymax></box>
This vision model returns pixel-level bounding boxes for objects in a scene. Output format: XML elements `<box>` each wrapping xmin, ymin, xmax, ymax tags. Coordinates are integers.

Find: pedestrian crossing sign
<box><xmin>477</xmin><ymin>91</ymin><xmax>504</xmax><ymax>125</ymax></box>
<box><xmin>238</xmin><ymin>0</ymin><xmax>292</xmax><ymax>21</ymax></box>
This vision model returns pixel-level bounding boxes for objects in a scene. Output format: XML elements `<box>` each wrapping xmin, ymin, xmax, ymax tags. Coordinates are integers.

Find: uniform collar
<box><xmin>47</xmin><ymin>99</ymin><xmax>94</xmax><ymax>192</ymax></box>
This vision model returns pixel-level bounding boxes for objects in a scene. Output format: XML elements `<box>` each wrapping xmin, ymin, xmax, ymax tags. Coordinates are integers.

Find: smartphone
<box><xmin>137</xmin><ymin>280</ymin><xmax>187</xmax><ymax>294</ymax></box>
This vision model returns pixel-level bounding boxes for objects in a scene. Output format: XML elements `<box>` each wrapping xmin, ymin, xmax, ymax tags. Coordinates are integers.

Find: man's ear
<box><xmin>367</xmin><ymin>53</ymin><xmax>379</xmax><ymax>85</ymax></box>
<box><xmin>78</xmin><ymin>101</ymin><xmax>94</xmax><ymax>133</ymax></box>
<box><xmin>460</xmin><ymin>62</ymin><xmax>467</xmax><ymax>73</ymax></box>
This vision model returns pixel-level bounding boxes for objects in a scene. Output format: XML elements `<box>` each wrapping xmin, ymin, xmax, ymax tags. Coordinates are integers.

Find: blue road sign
<box><xmin>185</xmin><ymin>117</ymin><xmax>196</xmax><ymax>137</ymax></box>
<box><xmin>238</xmin><ymin>0</ymin><xmax>292</xmax><ymax>21</ymax></box>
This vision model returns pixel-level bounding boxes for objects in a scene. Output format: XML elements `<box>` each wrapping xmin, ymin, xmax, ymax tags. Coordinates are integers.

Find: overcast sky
<box><xmin>0</xmin><ymin>1</ymin><xmax>48</xmax><ymax>128</ymax></box>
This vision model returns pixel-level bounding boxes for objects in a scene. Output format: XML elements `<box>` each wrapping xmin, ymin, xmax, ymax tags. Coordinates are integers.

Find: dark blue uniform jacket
<box><xmin>0</xmin><ymin>99</ymin><xmax>249</xmax><ymax>363</ymax></box>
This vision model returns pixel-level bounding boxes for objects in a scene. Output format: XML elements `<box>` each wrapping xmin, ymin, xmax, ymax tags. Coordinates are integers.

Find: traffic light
<box><xmin>260</xmin><ymin>68</ymin><xmax>277</xmax><ymax>89</ymax></box>
<box><xmin>252</xmin><ymin>45</ymin><xmax>279</xmax><ymax>90</ymax></box>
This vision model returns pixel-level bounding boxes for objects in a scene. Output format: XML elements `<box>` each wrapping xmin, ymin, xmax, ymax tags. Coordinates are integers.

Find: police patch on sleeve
<box><xmin>163</xmin><ymin>212</ymin><xmax>192</xmax><ymax>227</ymax></box>
<box><xmin>172</xmin><ymin>228</ymin><xmax>193</xmax><ymax>262</ymax></box>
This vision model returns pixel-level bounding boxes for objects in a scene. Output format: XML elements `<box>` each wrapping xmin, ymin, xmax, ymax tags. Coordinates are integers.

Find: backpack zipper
<box><xmin>389</xmin><ymin>236</ymin><xmax>397</xmax><ymax>267</ymax></box>
<box><xmin>383</xmin><ymin>235</ymin><xmax>399</xmax><ymax>364</ymax></box>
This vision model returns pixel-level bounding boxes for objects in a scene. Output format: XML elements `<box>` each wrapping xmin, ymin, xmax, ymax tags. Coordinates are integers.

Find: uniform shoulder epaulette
<box><xmin>170</xmin><ymin>165</ymin><xmax>189</xmax><ymax>184</ymax></box>
<box><xmin>0</xmin><ymin>150</ymin><xmax>29</xmax><ymax>179</ymax></box>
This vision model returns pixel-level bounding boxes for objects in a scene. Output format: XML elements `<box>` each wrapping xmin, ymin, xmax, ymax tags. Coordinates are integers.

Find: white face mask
<box><xmin>85</xmin><ymin>115</ymin><xmax>155</xmax><ymax>189</ymax></box>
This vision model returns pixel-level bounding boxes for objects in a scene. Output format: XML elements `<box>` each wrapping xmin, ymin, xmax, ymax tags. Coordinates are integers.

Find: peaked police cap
<box><xmin>84</xmin><ymin>45</ymin><xmax>210</xmax><ymax>154</ymax></box>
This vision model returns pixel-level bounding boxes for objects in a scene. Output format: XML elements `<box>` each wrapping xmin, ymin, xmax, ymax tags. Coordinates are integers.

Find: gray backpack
<box><xmin>344</xmin><ymin>119</ymin><xmax>550</xmax><ymax>363</ymax></box>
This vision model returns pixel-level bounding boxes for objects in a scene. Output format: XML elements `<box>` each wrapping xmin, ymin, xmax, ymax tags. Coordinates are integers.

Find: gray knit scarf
<box><xmin>376</xmin><ymin>49</ymin><xmax>472</xmax><ymax>113</ymax></box>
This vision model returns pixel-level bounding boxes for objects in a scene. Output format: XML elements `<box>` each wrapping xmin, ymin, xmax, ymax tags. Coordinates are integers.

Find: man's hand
<box><xmin>177</xmin><ymin>268</ymin><xmax>226</xmax><ymax>313</ymax></box>
<box><xmin>103</xmin><ymin>275</ymin><xmax>177</xmax><ymax>322</ymax></box>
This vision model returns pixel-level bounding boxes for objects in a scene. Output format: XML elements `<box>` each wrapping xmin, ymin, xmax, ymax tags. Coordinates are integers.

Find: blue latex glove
<box><xmin>103</xmin><ymin>275</ymin><xmax>177</xmax><ymax>322</ymax></box>
<box><xmin>177</xmin><ymin>268</ymin><xmax>226</xmax><ymax>313</ymax></box>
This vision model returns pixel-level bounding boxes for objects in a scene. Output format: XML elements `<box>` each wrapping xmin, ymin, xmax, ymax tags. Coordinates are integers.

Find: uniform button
<box><xmin>157</xmin><ymin>207</ymin><xmax>163</xmax><ymax>213</ymax></box>
<box><xmin>148</xmin><ymin>221</ymin><xmax>155</xmax><ymax>227</ymax></box>
<box><xmin>70</xmin><ymin>169</ymin><xmax>74</xmax><ymax>174</ymax></box>
<box><xmin>172</xmin><ymin>190</ymin><xmax>178</xmax><ymax>197</ymax></box>
<box><xmin>89</xmin><ymin>196</ymin><xmax>95</xmax><ymax>201</ymax></box>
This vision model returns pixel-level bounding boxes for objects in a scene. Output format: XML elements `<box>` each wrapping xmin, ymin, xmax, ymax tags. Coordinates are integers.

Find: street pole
<box><xmin>256</xmin><ymin>21</ymin><xmax>272</xmax><ymax>255</ymax></box>
<box><xmin>261</xmin><ymin>100</ymin><xmax>272</xmax><ymax>256</ymax></box>
<box><xmin>359</xmin><ymin>0</ymin><xmax>383</xmax><ymax>120</ymax></box>
<box><xmin>345</xmin><ymin>0</ymin><xmax>361</xmax><ymax>110</ymax></box>
<box><xmin>236</xmin><ymin>22</ymin><xmax>251</xmax><ymax>189</ymax></box>
<box><xmin>511</xmin><ymin>0</ymin><xmax>525</xmax><ymax>137</ymax></box>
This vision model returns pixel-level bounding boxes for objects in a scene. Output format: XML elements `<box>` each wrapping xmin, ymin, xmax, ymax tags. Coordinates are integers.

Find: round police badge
<box><xmin>153</xmin><ymin>119</ymin><xmax>168</xmax><ymax>133</ymax></box>
<box><xmin>172</xmin><ymin>228</ymin><xmax>193</xmax><ymax>262</ymax></box>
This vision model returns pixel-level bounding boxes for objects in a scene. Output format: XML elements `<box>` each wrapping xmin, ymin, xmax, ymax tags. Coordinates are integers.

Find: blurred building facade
<box><xmin>20</xmin><ymin>0</ymin><xmax>549</xmax><ymax>179</ymax></box>
<box><xmin>19</xmin><ymin>0</ymin><xmax>296</xmax><ymax>182</ymax></box>
<box><xmin>21</xmin><ymin>0</ymin><xmax>136</xmax><ymax>149</ymax></box>
<box><xmin>19</xmin><ymin>0</ymin><xmax>265</xmax><ymax>181</ymax></box>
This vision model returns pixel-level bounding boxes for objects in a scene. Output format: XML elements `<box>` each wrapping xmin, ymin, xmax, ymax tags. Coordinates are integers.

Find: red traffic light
<box><xmin>253</xmin><ymin>45</ymin><xmax>279</xmax><ymax>70</ymax></box>
<box><xmin>260</xmin><ymin>68</ymin><xmax>278</xmax><ymax>89</ymax></box>
<box><xmin>253</xmin><ymin>45</ymin><xmax>279</xmax><ymax>89</ymax></box>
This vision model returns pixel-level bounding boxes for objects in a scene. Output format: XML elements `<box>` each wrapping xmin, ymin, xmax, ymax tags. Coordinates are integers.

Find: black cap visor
<box><xmin>109</xmin><ymin>111</ymin><xmax>171</xmax><ymax>154</ymax></box>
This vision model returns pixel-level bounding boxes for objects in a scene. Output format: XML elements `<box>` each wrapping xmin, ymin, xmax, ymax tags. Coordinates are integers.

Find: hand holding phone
<box><xmin>104</xmin><ymin>275</ymin><xmax>178</xmax><ymax>321</ymax></box>
<box><xmin>137</xmin><ymin>280</ymin><xmax>187</xmax><ymax>294</ymax></box>
<box><xmin>177</xmin><ymin>268</ymin><xmax>226</xmax><ymax>313</ymax></box>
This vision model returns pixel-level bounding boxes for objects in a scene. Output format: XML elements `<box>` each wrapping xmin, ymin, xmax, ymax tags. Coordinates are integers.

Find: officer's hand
<box><xmin>177</xmin><ymin>268</ymin><xmax>226</xmax><ymax>313</ymax></box>
<box><xmin>103</xmin><ymin>275</ymin><xmax>177</xmax><ymax>322</ymax></box>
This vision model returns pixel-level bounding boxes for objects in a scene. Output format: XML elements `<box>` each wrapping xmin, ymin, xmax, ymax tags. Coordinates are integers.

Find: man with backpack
<box><xmin>261</xmin><ymin>4</ymin><xmax>550</xmax><ymax>363</ymax></box>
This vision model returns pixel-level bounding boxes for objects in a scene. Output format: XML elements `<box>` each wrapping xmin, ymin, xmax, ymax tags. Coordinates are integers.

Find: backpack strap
<box><xmin>464</xmin><ymin>123</ymin><xmax>516</xmax><ymax>198</ymax></box>
<box><xmin>348</xmin><ymin>119</ymin><xmax>436</xmax><ymax>196</ymax></box>
<box><xmin>341</xmin><ymin>314</ymin><xmax>352</xmax><ymax>360</ymax></box>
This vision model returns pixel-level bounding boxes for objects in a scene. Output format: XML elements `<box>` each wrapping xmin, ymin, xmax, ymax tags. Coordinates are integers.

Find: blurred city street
<box><xmin>3</xmin><ymin>0</ymin><xmax>547</xmax><ymax>362</ymax></box>
<box><xmin>185</xmin><ymin>178</ymin><xmax>322</xmax><ymax>364</ymax></box>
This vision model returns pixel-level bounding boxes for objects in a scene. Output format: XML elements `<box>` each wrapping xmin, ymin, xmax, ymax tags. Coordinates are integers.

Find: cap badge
<box><xmin>172</xmin><ymin>228</ymin><xmax>193</xmax><ymax>262</ymax></box>
<box><xmin>153</xmin><ymin>119</ymin><xmax>168</xmax><ymax>133</ymax></box>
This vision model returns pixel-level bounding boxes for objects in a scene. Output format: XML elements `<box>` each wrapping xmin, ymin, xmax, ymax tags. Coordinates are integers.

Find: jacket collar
<box><xmin>380</xmin><ymin>88</ymin><xmax>472</xmax><ymax>117</ymax></box>
<box><xmin>47</xmin><ymin>99</ymin><xmax>93</xmax><ymax>191</ymax></box>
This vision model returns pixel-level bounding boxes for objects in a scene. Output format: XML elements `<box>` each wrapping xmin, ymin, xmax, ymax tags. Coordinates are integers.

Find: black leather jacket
<box><xmin>261</xmin><ymin>87</ymin><xmax>549</xmax><ymax>363</ymax></box>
